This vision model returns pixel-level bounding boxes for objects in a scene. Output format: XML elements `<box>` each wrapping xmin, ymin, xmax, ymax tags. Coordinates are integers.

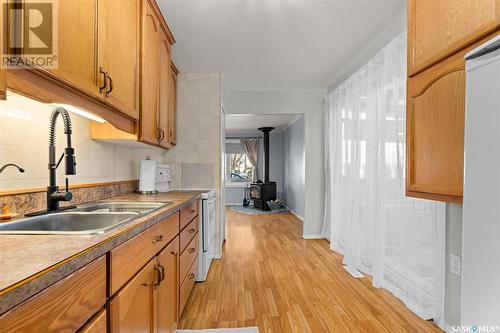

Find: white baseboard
<box><xmin>225</xmin><ymin>203</ymin><xmax>241</xmax><ymax>206</ymax></box>
<box><xmin>302</xmin><ymin>233</ymin><xmax>324</xmax><ymax>239</ymax></box>
<box><xmin>285</xmin><ymin>206</ymin><xmax>304</xmax><ymax>221</ymax></box>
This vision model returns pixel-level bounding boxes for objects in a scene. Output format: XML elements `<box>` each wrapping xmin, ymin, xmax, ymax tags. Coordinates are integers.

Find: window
<box><xmin>226</xmin><ymin>153</ymin><xmax>255</xmax><ymax>182</ymax></box>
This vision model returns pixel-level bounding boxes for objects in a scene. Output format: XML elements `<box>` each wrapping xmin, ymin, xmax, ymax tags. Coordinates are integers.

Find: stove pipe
<box><xmin>258</xmin><ymin>127</ymin><xmax>274</xmax><ymax>183</ymax></box>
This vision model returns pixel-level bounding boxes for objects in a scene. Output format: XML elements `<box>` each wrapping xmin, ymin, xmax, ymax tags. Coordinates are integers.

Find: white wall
<box><xmin>283</xmin><ymin>116</ymin><xmax>305</xmax><ymax>220</ymax></box>
<box><xmin>163</xmin><ymin>73</ymin><xmax>223</xmax><ymax>255</ymax></box>
<box><xmin>445</xmin><ymin>204</ymin><xmax>463</xmax><ymax>328</ymax></box>
<box><xmin>0</xmin><ymin>93</ymin><xmax>164</xmax><ymax>189</ymax></box>
<box><xmin>223</xmin><ymin>89</ymin><xmax>325</xmax><ymax>237</ymax></box>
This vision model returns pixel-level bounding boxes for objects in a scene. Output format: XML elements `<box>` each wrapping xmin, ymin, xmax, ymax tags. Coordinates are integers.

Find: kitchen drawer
<box><xmin>78</xmin><ymin>309</ymin><xmax>107</xmax><ymax>333</ymax></box>
<box><xmin>0</xmin><ymin>256</ymin><xmax>106</xmax><ymax>333</ymax></box>
<box><xmin>179</xmin><ymin>233</ymin><xmax>199</xmax><ymax>281</ymax></box>
<box><xmin>179</xmin><ymin>255</ymin><xmax>198</xmax><ymax>315</ymax></box>
<box><xmin>110</xmin><ymin>212</ymin><xmax>179</xmax><ymax>294</ymax></box>
<box><xmin>180</xmin><ymin>200</ymin><xmax>198</xmax><ymax>230</ymax></box>
<box><xmin>180</xmin><ymin>215</ymin><xmax>199</xmax><ymax>253</ymax></box>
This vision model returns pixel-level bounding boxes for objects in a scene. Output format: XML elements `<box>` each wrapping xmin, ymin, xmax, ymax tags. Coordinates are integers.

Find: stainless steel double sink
<box><xmin>0</xmin><ymin>201</ymin><xmax>173</xmax><ymax>235</ymax></box>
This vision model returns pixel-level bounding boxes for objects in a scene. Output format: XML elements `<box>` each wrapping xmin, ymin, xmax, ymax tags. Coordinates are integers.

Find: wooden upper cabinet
<box><xmin>407</xmin><ymin>64</ymin><xmax>465</xmax><ymax>203</ymax></box>
<box><xmin>110</xmin><ymin>259</ymin><xmax>156</xmax><ymax>333</ymax></box>
<box><xmin>46</xmin><ymin>0</ymin><xmax>100</xmax><ymax>98</ymax></box>
<box><xmin>140</xmin><ymin>0</ymin><xmax>161</xmax><ymax>146</ymax></box>
<box><xmin>158</xmin><ymin>33</ymin><xmax>172</xmax><ymax>148</ymax></box>
<box><xmin>169</xmin><ymin>63</ymin><xmax>178</xmax><ymax>145</ymax></box>
<box><xmin>156</xmin><ymin>237</ymin><xmax>179</xmax><ymax>333</ymax></box>
<box><xmin>0</xmin><ymin>1</ymin><xmax>5</xmax><ymax>100</ymax></box>
<box><xmin>408</xmin><ymin>0</ymin><xmax>500</xmax><ymax>75</ymax></box>
<box><xmin>98</xmin><ymin>0</ymin><xmax>140</xmax><ymax>119</ymax></box>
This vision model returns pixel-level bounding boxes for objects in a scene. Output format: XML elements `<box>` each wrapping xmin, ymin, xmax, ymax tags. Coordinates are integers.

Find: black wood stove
<box><xmin>249</xmin><ymin>127</ymin><xmax>277</xmax><ymax>210</ymax></box>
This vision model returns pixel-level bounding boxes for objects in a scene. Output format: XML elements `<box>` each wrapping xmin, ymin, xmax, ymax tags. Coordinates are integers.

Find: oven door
<box><xmin>202</xmin><ymin>197</ymin><xmax>217</xmax><ymax>253</ymax></box>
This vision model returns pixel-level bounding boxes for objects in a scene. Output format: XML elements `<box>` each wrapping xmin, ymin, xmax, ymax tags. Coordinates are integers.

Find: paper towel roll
<box><xmin>138</xmin><ymin>157</ymin><xmax>157</xmax><ymax>193</ymax></box>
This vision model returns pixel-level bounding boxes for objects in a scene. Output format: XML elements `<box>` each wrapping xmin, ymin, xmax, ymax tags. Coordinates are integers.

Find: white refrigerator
<box><xmin>462</xmin><ymin>35</ymin><xmax>500</xmax><ymax>326</ymax></box>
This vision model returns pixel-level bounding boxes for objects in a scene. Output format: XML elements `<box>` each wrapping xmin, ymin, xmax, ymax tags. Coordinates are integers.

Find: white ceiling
<box><xmin>158</xmin><ymin>0</ymin><xmax>405</xmax><ymax>91</ymax></box>
<box><xmin>225</xmin><ymin>114</ymin><xmax>301</xmax><ymax>133</ymax></box>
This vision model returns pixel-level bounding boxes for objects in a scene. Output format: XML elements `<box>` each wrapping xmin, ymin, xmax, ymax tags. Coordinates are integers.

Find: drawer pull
<box><xmin>188</xmin><ymin>228</ymin><xmax>196</xmax><ymax>234</ymax></box>
<box><xmin>188</xmin><ymin>273</ymin><xmax>195</xmax><ymax>280</ymax></box>
<box><xmin>154</xmin><ymin>264</ymin><xmax>165</xmax><ymax>287</ymax></box>
<box><xmin>141</xmin><ymin>282</ymin><xmax>151</xmax><ymax>287</ymax></box>
<box><xmin>152</xmin><ymin>235</ymin><xmax>164</xmax><ymax>244</ymax></box>
<box><xmin>188</xmin><ymin>247</ymin><xmax>195</xmax><ymax>254</ymax></box>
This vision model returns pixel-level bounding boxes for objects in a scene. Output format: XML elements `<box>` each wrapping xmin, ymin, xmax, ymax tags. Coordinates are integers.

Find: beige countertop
<box><xmin>0</xmin><ymin>190</ymin><xmax>203</xmax><ymax>314</ymax></box>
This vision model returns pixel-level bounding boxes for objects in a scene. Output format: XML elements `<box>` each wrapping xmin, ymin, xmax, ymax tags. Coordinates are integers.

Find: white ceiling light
<box><xmin>51</xmin><ymin>104</ymin><xmax>106</xmax><ymax>123</ymax></box>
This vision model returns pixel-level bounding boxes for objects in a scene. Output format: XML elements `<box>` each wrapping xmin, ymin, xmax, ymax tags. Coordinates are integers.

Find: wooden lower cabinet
<box><xmin>79</xmin><ymin>309</ymin><xmax>107</xmax><ymax>333</ymax></box>
<box><xmin>110</xmin><ymin>259</ymin><xmax>156</xmax><ymax>333</ymax></box>
<box><xmin>0</xmin><ymin>257</ymin><xmax>106</xmax><ymax>333</ymax></box>
<box><xmin>156</xmin><ymin>236</ymin><xmax>180</xmax><ymax>333</ymax></box>
<box><xmin>110</xmin><ymin>237</ymin><xmax>180</xmax><ymax>333</ymax></box>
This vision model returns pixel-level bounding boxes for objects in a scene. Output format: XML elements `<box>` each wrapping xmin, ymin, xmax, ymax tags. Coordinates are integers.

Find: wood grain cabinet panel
<box><xmin>110</xmin><ymin>259</ymin><xmax>156</xmax><ymax>333</ymax></box>
<box><xmin>44</xmin><ymin>0</ymin><xmax>100</xmax><ymax>98</ymax></box>
<box><xmin>168</xmin><ymin>64</ymin><xmax>178</xmax><ymax>145</ymax></box>
<box><xmin>0</xmin><ymin>1</ymin><xmax>5</xmax><ymax>100</ymax></box>
<box><xmin>180</xmin><ymin>216</ymin><xmax>199</xmax><ymax>253</ymax></box>
<box><xmin>0</xmin><ymin>256</ymin><xmax>106</xmax><ymax>333</ymax></box>
<box><xmin>139</xmin><ymin>0</ymin><xmax>161</xmax><ymax>145</ymax></box>
<box><xmin>180</xmin><ymin>200</ymin><xmax>198</xmax><ymax>230</ymax></box>
<box><xmin>408</xmin><ymin>0</ymin><xmax>500</xmax><ymax>75</ymax></box>
<box><xmin>79</xmin><ymin>309</ymin><xmax>107</xmax><ymax>333</ymax></box>
<box><xmin>179</xmin><ymin>255</ymin><xmax>198</xmax><ymax>316</ymax></box>
<box><xmin>156</xmin><ymin>236</ymin><xmax>179</xmax><ymax>333</ymax></box>
<box><xmin>98</xmin><ymin>0</ymin><xmax>140</xmax><ymax>119</ymax></box>
<box><xmin>180</xmin><ymin>233</ymin><xmax>199</xmax><ymax>281</ymax></box>
<box><xmin>407</xmin><ymin>68</ymin><xmax>465</xmax><ymax>203</ymax></box>
<box><xmin>158</xmin><ymin>32</ymin><xmax>172</xmax><ymax>148</ymax></box>
<box><xmin>110</xmin><ymin>212</ymin><xmax>179</xmax><ymax>294</ymax></box>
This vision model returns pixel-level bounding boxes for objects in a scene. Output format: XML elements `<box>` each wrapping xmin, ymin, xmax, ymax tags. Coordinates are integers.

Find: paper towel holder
<box><xmin>136</xmin><ymin>156</ymin><xmax>159</xmax><ymax>194</ymax></box>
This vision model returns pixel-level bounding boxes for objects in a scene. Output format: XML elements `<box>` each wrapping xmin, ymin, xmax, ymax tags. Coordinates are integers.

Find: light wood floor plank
<box><xmin>179</xmin><ymin>209</ymin><xmax>443</xmax><ymax>332</ymax></box>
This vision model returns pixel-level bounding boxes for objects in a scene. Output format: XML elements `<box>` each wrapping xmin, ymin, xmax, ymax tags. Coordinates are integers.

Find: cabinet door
<box><xmin>139</xmin><ymin>0</ymin><xmax>160</xmax><ymax>145</ymax></box>
<box><xmin>408</xmin><ymin>0</ymin><xmax>500</xmax><ymax>75</ymax></box>
<box><xmin>110</xmin><ymin>259</ymin><xmax>156</xmax><ymax>333</ymax></box>
<box><xmin>156</xmin><ymin>236</ymin><xmax>179</xmax><ymax>333</ymax></box>
<box><xmin>45</xmin><ymin>0</ymin><xmax>100</xmax><ymax>98</ymax></box>
<box><xmin>407</xmin><ymin>66</ymin><xmax>465</xmax><ymax>203</ymax></box>
<box><xmin>0</xmin><ymin>1</ymin><xmax>5</xmax><ymax>100</ymax></box>
<box><xmin>99</xmin><ymin>0</ymin><xmax>140</xmax><ymax>119</ymax></box>
<box><xmin>168</xmin><ymin>67</ymin><xmax>177</xmax><ymax>145</ymax></box>
<box><xmin>158</xmin><ymin>33</ymin><xmax>172</xmax><ymax>148</ymax></box>
<box><xmin>79</xmin><ymin>309</ymin><xmax>107</xmax><ymax>333</ymax></box>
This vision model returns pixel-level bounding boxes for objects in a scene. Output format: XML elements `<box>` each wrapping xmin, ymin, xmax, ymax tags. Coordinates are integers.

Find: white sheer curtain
<box><xmin>322</xmin><ymin>32</ymin><xmax>446</xmax><ymax>326</ymax></box>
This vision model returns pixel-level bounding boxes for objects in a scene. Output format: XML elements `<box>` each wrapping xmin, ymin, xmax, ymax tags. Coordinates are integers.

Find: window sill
<box><xmin>225</xmin><ymin>182</ymin><xmax>252</xmax><ymax>188</ymax></box>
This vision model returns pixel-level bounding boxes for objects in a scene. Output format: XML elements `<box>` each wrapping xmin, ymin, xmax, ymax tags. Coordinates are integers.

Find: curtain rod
<box><xmin>225</xmin><ymin>136</ymin><xmax>262</xmax><ymax>139</ymax></box>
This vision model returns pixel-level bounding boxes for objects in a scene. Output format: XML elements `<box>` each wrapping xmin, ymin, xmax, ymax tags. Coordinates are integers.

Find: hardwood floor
<box><xmin>179</xmin><ymin>209</ymin><xmax>443</xmax><ymax>332</ymax></box>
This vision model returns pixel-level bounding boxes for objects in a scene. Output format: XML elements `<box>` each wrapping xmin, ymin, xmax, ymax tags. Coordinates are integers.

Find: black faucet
<box><xmin>47</xmin><ymin>107</ymin><xmax>77</xmax><ymax>211</ymax></box>
<box><xmin>0</xmin><ymin>163</ymin><xmax>25</xmax><ymax>174</ymax></box>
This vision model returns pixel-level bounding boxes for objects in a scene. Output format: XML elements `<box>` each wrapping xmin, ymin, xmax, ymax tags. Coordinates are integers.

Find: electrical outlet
<box><xmin>450</xmin><ymin>254</ymin><xmax>462</xmax><ymax>276</ymax></box>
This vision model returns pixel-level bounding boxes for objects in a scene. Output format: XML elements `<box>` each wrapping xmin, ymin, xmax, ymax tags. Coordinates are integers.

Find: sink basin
<box><xmin>0</xmin><ymin>201</ymin><xmax>173</xmax><ymax>235</ymax></box>
<box><xmin>74</xmin><ymin>201</ymin><xmax>172</xmax><ymax>214</ymax></box>
<box><xmin>0</xmin><ymin>212</ymin><xmax>138</xmax><ymax>235</ymax></box>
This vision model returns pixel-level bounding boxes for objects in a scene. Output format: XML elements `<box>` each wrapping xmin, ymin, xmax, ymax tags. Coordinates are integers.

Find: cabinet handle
<box><xmin>170</xmin><ymin>251</ymin><xmax>177</xmax><ymax>256</ymax></box>
<box><xmin>154</xmin><ymin>264</ymin><xmax>165</xmax><ymax>287</ymax></box>
<box><xmin>160</xmin><ymin>129</ymin><xmax>165</xmax><ymax>141</ymax></box>
<box><xmin>188</xmin><ymin>247</ymin><xmax>195</xmax><ymax>254</ymax></box>
<box><xmin>141</xmin><ymin>282</ymin><xmax>151</xmax><ymax>287</ymax></box>
<box><xmin>188</xmin><ymin>273</ymin><xmax>195</xmax><ymax>280</ymax></box>
<box><xmin>152</xmin><ymin>235</ymin><xmax>164</xmax><ymax>243</ymax></box>
<box><xmin>99</xmin><ymin>67</ymin><xmax>107</xmax><ymax>93</ymax></box>
<box><xmin>106</xmin><ymin>74</ymin><xmax>113</xmax><ymax>97</ymax></box>
<box><xmin>188</xmin><ymin>228</ymin><xmax>196</xmax><ymax>234</ymax></box>
<box><xmin>189</xmin><ymin>209</ymin><xmax>196</xmax><ymax>214</ymax></box>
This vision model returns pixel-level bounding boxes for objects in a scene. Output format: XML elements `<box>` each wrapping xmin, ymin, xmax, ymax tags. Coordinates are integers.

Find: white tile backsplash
<box><xmin>0</xmin><ymin>93</ymin><xmax>164</xmax><ymax>190</ymax></box>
